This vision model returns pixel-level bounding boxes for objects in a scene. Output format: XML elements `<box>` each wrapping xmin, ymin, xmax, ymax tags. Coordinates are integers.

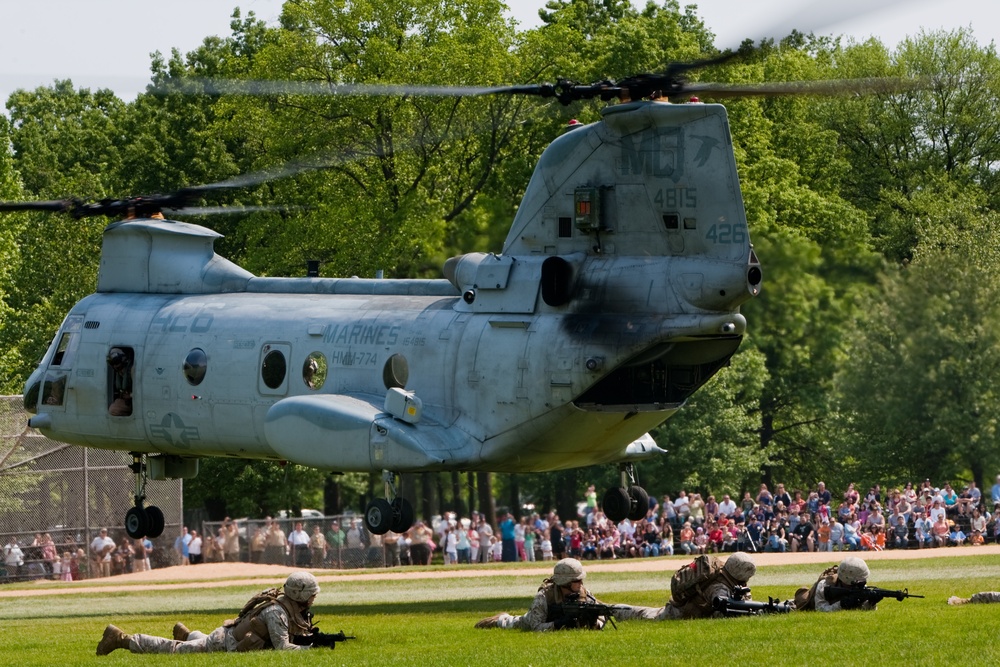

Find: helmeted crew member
<box><xmin>614</xmin><ymin>552</ymin><xmax>758</xmax><ymax>620</ymax></box>
<box><xmin>794</xmin><ymin>556</ymin><xmax>875</xmax><ymax>611</ymax></box>
<box><xmin>97</xmin><ymin>572</ymin><xmax>320</xmax><ymax>654</ymax></box>
<box><xmin>475</xmin><ymin>558</ymin><xmax>606</xmax><ymax>630</ymax></box>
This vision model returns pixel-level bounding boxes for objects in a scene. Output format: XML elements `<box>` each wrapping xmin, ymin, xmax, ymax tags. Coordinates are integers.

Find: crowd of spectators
<box><xmin>6</xmin><ymin>475</ymin><xmax>1000</xmax><ymax>582</ymax></box>
<box><xmin>2</xmin><ymin>527</ymin><xmax>157</xmax><ymax>583</ymax></box>
<box><xmin>610</xmin><ymin>475</ymin><xmax>1000</xmax><ymax>558</ymax></box>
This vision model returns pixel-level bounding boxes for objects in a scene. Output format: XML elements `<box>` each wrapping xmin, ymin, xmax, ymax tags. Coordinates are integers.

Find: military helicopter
<box><xmin>7</xmin><ymin>47</ymin><xmax>909</xmax><ymax>540</ymax></box>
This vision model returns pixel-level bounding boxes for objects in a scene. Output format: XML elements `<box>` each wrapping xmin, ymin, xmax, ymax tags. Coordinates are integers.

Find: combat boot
<box><xmin>474</xmin><ymin>613</ymin><xmax>505</xmax><ymax>629</ymax></box>
<box><xmin>96</xmin><ymin>624</ymin><xmax>131</xmax><ymax>655</ymax></box>
<box><xmin>173</xmin><ymin>622</ymin><xmax>191</xmax><ymax>641</ymax></box>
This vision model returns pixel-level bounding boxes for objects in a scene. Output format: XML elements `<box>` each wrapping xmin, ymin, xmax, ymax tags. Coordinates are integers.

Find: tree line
<box><xmin>2</xmin><ymin>0</ymin><xmax>999</xmax><ymax>521</ymax></box>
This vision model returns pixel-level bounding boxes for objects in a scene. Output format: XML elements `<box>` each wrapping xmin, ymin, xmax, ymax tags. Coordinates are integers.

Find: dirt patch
<box><xmin>4</xmin><ymin>544</ymin><xmax>998</xmax><ymax>598</ymax></box>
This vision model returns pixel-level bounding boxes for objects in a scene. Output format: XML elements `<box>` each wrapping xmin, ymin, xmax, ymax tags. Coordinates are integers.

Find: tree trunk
<box><xmin>554</xmin><ymin>469</ymin><xmax>581</xmax><ymax>523</ymax></box>
<box><xmin>759</xmin><ymin>411</ymin><xmax>775</xmax><ymax>487</ymax></box>
<box><xmin>508</xmin><ymin>474</ymin><xmax>521</xmax><ymax>519</ymax></box>
<box><xmin>451</xmin><ymin>470</ymin><xmax>463</xmax><ymax>515</ymax></box>
<box><xmin>477</xmin><ymin>472</ymin><xmax>496</xmax><ymax>523</ymax></box>
<box><xmin>971</xmin><ymin>459</ymin><xmax>985</xmax><ymax>498</ymax></box>
<box><xmin>420</xmin><ymin>472</ymin><xmax>433</xmax><ymax>524</ymax></box>
<box><xmin>436</xmin><ymin>474</ymin><xmax>446</xmax><ymax>517</ymax></box>
<box><xmin>401</xmin><ymin>474</ymin><xmax>415</xmax><ymax>508</ymax></box>
<box><xmin>323</xmin><ymin>474</ymin><xmax>341</xmax><ymax>515</ymax></box>
<box><xmin>467</xmin><ymin>472</ymin><xmax>477</xmax><ymax>516</ymax></box>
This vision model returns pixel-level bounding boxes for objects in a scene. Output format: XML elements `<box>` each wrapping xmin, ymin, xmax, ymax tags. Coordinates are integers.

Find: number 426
<box><xmin>705</xmin><ymin>223</ymin><xmax>746</xmax><ymax>244</ymax></box>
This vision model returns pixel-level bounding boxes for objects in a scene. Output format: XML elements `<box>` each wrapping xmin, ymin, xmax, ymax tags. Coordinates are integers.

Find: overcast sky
<box><xmin>0</xmin><ymin>0</ymin><xmax>996</xmax><ymax>106</ymax></box>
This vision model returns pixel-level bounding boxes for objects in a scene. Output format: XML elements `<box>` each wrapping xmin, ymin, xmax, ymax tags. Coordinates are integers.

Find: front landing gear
<box><xmin>125</xmin><ymin>453</ymin><xmax>165</xmax><ymax>539</ymax></box>
<box><xmin>603</xmin><ymin>463</ymin><xmax>649</xmax><ymax>524</ymax></box>
<box><xmin>364</xmin><ymin>471</ymin><xmax>415</xmax><ymax>535</ymax></box>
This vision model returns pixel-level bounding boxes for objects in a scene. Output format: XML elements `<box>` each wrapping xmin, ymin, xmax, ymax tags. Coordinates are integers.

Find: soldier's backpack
<box><xmin>670</xmin><ymin>555</ymin><xmax>727</xmax><ymax>605</ymax></box>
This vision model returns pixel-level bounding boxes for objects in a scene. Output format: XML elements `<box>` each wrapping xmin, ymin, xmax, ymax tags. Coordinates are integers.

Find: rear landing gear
<box><xmin>125</xmin><ymin>453</ymin><xmax>165</xmax><ymax>539</ymax></box>
<box><xmin>602</xmin><ymin>463</ymin><xmax>649</xmax><ymax>524</ymax></box>
<box><xmin>364</xmin><ymin>471</ymin><xmax>415</xmax><ymax>535</ymax></box>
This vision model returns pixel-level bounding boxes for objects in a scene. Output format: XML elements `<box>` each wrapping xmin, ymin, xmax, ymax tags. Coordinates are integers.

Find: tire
<box><xmin>627</xmin><ymin>485</ymin><xmax>650</xmax><ymax>522</ymax></box>
<box><xmin>365</xmin><ymin>499</ymin><xmax>393</xmax><ymax>535</ymax></box>
<box><xmin>125</xmin><ymin>506</ymin><xmax>149</xmax><ymax>539</ymax></box>
<box><xmin>390</xmin><ymin>497</ymin><xmax>415</xmax><ymax>533</ymax></box>
<box><xmin>145</xmin><ymin>506</ymin><xmax>165</xmax><ymax>538</ymax></box>
<box><xmin>603</xmin><ymin>487</ymin><xmax>630</xmax><ymax>523</ymax></box>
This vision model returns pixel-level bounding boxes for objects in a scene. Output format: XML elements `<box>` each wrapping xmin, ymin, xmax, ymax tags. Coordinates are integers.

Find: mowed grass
<box><xmin>3</xmin><ymin>555</ymin><xmax>1000</xmax><ymax>666</ymax></box>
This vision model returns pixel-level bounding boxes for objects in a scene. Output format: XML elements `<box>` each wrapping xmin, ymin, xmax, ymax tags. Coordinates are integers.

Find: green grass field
<box><xmin>3</xmin><ymin>555</ymin><xmax>999</xmax><ymax>666</ymax></box>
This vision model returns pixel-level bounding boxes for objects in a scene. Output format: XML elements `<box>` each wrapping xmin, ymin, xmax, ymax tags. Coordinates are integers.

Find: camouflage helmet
<box><xmin>284</xmin><ymin>572</ymin><xmax>320</xmax><ymax>602</ymax></box>
<box><xmin>552</xmin><ymin>558</ymin><xmax>586</xmax><ymax>586</ymax></box>
<box><xmin>837</xmin><ymin>557</ymin><xmax>870</xmax><ymax>586</ymax></box>
<box><xmin>723</xmin><ymin>552</ymin><xmax>756</xmax><ymax>583</ymax></box>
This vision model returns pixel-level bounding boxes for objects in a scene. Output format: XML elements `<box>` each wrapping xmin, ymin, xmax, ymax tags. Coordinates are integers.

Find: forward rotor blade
<box><xmin>170</xmin><ymin>205</ymin><xmax>303</xmax><ymax>216</ymax></box>
<box><xmin>154</xmin><ymin>78</ymin><xmax>523</xmax><ymax>99</ymax></box>
<box><xmin>0</xmin><ymin>200</ymin><xmax>78</xmax><ymax>214</ymax></box>
<box><xmin>685</xmin><ymin>76</ymin><xmax>929</xmax><ymax>99</ymax></box>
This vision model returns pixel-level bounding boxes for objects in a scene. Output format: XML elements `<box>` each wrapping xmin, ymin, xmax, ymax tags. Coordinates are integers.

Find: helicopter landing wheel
<box><xmin>125</xmin><ymin>506</ymin><xmax>149</xmax><ymax>539</ymax></box>
<box><xmin>145</xmin><ymin>505</ymin><xmax>165</xmax><ymax>538</ymax></box>
<box><xmin>364</xmin><ymin>498</ymin><xmax>393</xmax><ymax>535</ymax></box>
<box><xmin>627</xmin><ymin>485</ymin><xmax>649</xmax><ymax>522</ymax></box>
<box><xmin>603</xmin><ymin>487</ymin><xmax>630</xmax><ymax>524</ymax></box>
<box><xmin>390</xmin><ymin>497</ymin><xmax>415</xmax><ymax>534</ymax></box>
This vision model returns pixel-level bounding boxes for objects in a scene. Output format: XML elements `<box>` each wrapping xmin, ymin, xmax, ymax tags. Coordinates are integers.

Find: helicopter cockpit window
<box><xmin>41</xmin><ymin>316</ymin><xmax>84</xmax><ymax>407</ymax></box>
<box><xmin>261</xmin><ymin>349</ymin><xmax>287</xmax><ymax>389</ymax></box>
<box><xmin>303</xmin><ymin>352</ymin><xmax>327</xmax><ymax>390</ymax></box>
<box><xmin>184</xmin><ymin>348</ymin><xmax>208</xmax><ymax>386</ymax></box>
<box><xmin>107</xmin><ymin>346</ymin><xmax>134</xmax><ymax>417</ymax></box>
<box><xmin>41</xmin><ymin>371</ymin><xmax>67</xmax><ymax>407</ymax></box>
<box><xmin>50</xmin><ymin>316</ymin><xmax>84</xmax><ymax>367</ymax></box>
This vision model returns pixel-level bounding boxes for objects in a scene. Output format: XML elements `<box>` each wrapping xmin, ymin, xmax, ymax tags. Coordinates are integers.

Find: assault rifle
<box><xmin>292</xmin><ymin>613</ymin><xmax>356</xmax><ymax>649</ymax></box>
<box><xmin>712</xmin><ymin>595</ymin><xmax>794</xmax><ymax>617</ymax></box>
<box><xmin>549</xmin><ymin>594</ymin><xmax>627</xmax><ymax>630</ymax></box>
<box><xmin>291</xmin><ymin>629</ymin><xmax>355</xmax><ymax>649</ymax></box>
<box><xmin>825</xmin><ymin>585</ymin><xmax>924</xmax><ymax>607</ymax></box>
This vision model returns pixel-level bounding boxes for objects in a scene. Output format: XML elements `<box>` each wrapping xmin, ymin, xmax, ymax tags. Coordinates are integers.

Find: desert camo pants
<box><xmin>612</xmin><ymin>604</ymin><xmax>685</xmax><ymax>621</ymax></box>
<box><xmin>130</xmin><ymin>628</ymin><xmax>228</xmax><ymax>653</ymax></box>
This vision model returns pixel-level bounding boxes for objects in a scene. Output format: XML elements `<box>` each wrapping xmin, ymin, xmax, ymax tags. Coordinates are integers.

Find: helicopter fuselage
<box><xmin>23</xmin><ymin>100</ymin><xmax>761</xmax><ymax>479</ymax></box>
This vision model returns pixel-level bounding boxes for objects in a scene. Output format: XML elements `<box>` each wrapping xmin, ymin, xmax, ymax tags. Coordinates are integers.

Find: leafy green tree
<box><xmin>0</xmin><ymin>116</ymin><xmax>26</xmax><ymax>391</ymax></box>
<box><xmin>822</xmin><ymin>29</ymin><xmax>1000</xmax><ymax>262</ymax></box>
<box><xmin>183</xmin><ymin>459</ymin><xmax>328</xmax><ymax>520</ymax></box>
<box><xmin>648</xmin><ymin>346</ymin><xmax>769</xmax><ymax>495</ymax></box>
<box><xmin>0</xmin><ymin>82</ymin><xmax>126</xmax><ymax>392</ymax></box>
<box><xmin>706</xmin><ymin>41</ymin><xmax>880</xmax><ymax>490</ymax></box>
<box><xmin>197</xmin><ymin>0</ymin><xmax>535</xmax><ymax>278</ymax></box>
<box><xmin>836</xmin><ymin>185</ymin><xmax>1000</xmax><ymax>491</ymax></box>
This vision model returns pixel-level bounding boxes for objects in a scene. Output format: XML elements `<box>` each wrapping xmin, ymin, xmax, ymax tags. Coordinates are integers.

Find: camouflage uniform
<box><xmin>615</xmin><ymin>553</ymin><xmax>757</xmax><ymax>621</ymax></box>
<box><xmin>477</xmin><ymin>558</ymin><xmax>606</xmax><ymax>631</ymax></box>
<box><xmin>794</xmin><ymin>558</ymin><xmax>875</xmax><ymax>612</ymax></box>
<box><xmin>128</xmin><ymin>591</ymin><xmax>311</xmax><ymax>653</ymax></box>
<box><xmin>98</xmin><ymin>573</ymin><xmax>319</xmax><ymax>655</ymax></box>
<box><xmin>492</xmin><ymin>579</ymin><xmax>604</xmax><ymax>630</ymax></box>
<box><xmin>949</xmin><ymin>591</ymin><xmax>1000</xmax><ymax>605</ymax></box>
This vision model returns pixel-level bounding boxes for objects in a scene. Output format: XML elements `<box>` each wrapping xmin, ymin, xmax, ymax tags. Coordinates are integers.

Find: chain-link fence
<box><xmin>0</xmin><ymin>396</ymin><xmax>182</xmax><ymax>583</ymax></box>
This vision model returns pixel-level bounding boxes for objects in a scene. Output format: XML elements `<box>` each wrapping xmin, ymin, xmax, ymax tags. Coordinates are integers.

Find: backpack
<box><xmin>670</xmin><ymin>555</ymin><xmax>726</xmax><ymax>605</ymax></box>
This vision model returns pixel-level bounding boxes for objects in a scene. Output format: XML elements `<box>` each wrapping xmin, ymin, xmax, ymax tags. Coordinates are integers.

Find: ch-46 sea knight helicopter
<box><xmin>4</xmin><ymin>51</ymin><xmax>905</xmax><ymax>540</ymax></box>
